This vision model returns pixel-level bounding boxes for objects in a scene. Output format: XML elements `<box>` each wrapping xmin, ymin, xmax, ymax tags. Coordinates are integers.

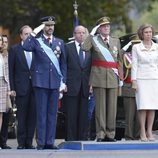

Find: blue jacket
<box><xmin>23</xmin><ymin>34</ymin><xmax>67</xmax><ymax>89</ymax></box>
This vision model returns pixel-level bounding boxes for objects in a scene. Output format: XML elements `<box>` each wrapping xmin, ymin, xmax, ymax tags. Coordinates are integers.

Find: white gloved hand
<box><xmin>90</xmin><ymin>25</ymin><xmax>100</xmax><ymax>36</ymax></box>
<box><xmin>122</xmin><ymin>41</ymin><xmax>132</xmax><ymax>51</ymax></box>
<box><xmin>59</xmin><ymin>82</ymin><xmax>66</xmax><ymax>92</ymax></box>
<box><xmin>119</xmin><ymin>80</ymin><xmax>123</xmax><ymax>87</ymax></box>
<box><xmin>31</xmin><ymin>24</ymin><xmax>45</xmax><ymax>37</ymax></box>
<box><xmin>59</xmin><ymin>93</ymin><xmax>63</xmax><ymax>99</ymax></box>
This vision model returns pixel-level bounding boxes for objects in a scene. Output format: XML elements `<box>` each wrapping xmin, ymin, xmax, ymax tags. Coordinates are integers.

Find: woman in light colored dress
<box><xmin>0</xmin><ymin>35</ymin><xmax>14</xmax><ymax>132</ymax></box>
<box><xmin>131</xmin><ymin>24</ymin><xmax>158</xmax><ymax>141</ymax></box>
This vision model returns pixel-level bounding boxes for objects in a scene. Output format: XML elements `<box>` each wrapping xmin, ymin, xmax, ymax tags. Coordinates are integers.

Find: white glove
<box><xmin>119</xmin><ymin>80</ymin><xmax>123</xmax><ymax>87</ymax></box>
<box><xmin>31</xmin><ymin>24</ymin><xmax>45</xmax><ymax>37</ymax></box>
<box><xmin>59</xmin><ymin>93</ymin><xmax>63</xmax><ymax>99</ymax></box>
<box><xmin>122</xmin><ymin>41</ymin><xmax>132</xmax><ymax>51</ymax></box>
<box><xmin>90</xmin><ymin>25</ymin><xmax>100</xmax><ymax>36</ymax></box>
<box><xmin>59</xmin><ymin>82</ymin><xmax>66</xmax><ymax>92</ymax></box>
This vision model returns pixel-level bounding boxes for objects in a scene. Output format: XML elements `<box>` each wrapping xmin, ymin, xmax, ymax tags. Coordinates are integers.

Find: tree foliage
<box><xmin>132</xmin><ymin>0</ymin><xmax>158</xmax><ymax>32</ymax></box>
<box><xmin>0</xmin><ymin>0</ymin><xmax>155</xmax><ymax>43</ymax></box>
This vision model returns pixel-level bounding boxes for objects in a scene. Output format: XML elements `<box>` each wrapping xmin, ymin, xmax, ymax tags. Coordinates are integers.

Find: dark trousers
<box><xmin>64</xmin><ymin>89</ymin><xmax>88</xmax><ymax>141</ymax></box>
<box><xmin>16</xmin><ymin>86</ymin><xmax>36</xmax><ymax>146</ymax></box>
<box><xmin>87</xmin><ymin>94</ymin><xmax>96</xmax><ymax>140</ymax></box>
<box><xmin>34</xmin><ymin>87</ymin><xmax>59</xmax><ymax>146</ymax></box>
<box><xmin>0</xmin><ymin>112</ymin><xmax>10</xmax><ymax>146</ymax></box>
<box><xmin>123</xmin><ymin>97</ymin><xmax>140</xmax><ymax>140</ymax></box>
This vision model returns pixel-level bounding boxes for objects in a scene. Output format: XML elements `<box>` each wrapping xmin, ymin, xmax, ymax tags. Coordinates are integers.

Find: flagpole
<box><xmin>73</xmin><ymin>1</ymin><xmax>79</xmax><ymax>27</ymax></box>
<box><xmin>68</xmin><ymin>1</ymin><xmax>79</xmax><ymax>41</ymax></box>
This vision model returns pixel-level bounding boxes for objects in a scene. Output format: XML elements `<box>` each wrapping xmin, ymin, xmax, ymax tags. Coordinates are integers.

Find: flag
<box><xmin>74</xmin><ymin>10</ymin><xmax>79</xmax><ymax>27</ymax></box>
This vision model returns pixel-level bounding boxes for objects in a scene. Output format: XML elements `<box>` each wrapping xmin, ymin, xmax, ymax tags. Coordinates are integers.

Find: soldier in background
<box><xmin>122</xmin><ymin>35</ymin><xmax>140</xmax><ymax>140</ymax></box>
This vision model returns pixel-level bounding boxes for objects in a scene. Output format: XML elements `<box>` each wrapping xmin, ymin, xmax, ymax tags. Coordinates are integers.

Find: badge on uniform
<box><xmin>113</xmin><ymin>46</ymin><xmax>118</xmax><ymax>57</ymax></box>
<box><xmin>54</xmin><ymin>46</ymin><xmax>61</xmax><ymax>58</ymax></box>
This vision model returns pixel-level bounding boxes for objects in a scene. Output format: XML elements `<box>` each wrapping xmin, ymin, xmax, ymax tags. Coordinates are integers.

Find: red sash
<box><xmin>92</xmin><ymin>59</ymin><xmax>122</xmax><ymax>80</ymax></box>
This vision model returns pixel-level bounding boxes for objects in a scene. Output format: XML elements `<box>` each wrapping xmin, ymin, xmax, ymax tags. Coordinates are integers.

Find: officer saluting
<box><xmin>23</xmin><ymin>16</ymin><xmax>66</xmax><ymax>149</ymax></box>
<box><xmin>82</xmin><ymin>16</ymin><xmax>123</xmax><ymax>142</ymax></box>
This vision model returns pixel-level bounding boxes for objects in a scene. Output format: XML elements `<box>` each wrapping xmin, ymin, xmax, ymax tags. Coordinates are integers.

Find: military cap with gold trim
<box><xmin>130</xmin><ymin>34</ymin><xmax>141</xmax><ymax>44</ymax></box>
<box><xmin>40</xmin><ymin>16</ymin><xmax>55</xmax><ymax>25</ymax></box>
<box><xmin>96</xmin><ymin>16</ymin><xmax>110</xmax><ymax>26</ymax></box>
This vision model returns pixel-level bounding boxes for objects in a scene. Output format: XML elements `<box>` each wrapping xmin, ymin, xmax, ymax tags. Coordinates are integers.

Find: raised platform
<box><xmin>58</xmin><ymin>140</ymin><xmax>158</xmax><ymax>150</ymax></box>
<box><xmin>2</xmin><ymin>140</ymin><xmax>158</xmax><ymax>158</ymax></box>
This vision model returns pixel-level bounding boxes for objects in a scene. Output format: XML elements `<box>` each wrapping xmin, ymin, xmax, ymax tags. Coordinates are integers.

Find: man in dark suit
<box><xmin>22</xmin><ymin>16</ymin><xmax>67</xmax><ymax>150</ymax></box>
<box><xmin>64</xmin><ymin>25</ymin><xmax>91</xmax><ymax>141</ymax></box>
<box><xmin>9</xmin><ymin>25</ymin><xmax>36</xmax><ymax>149</ymax></box>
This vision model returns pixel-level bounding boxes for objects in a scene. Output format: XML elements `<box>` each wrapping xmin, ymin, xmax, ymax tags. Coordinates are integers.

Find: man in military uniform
<box><xmin>122</xmin><ymin>35</ymin><xmax>140</xmax><ymax>140</ymax></box>
<box><xmin>22</xmin><ymin>16</ymin><xmax>66</xmax><ymax>149</ymax></box>
<box><xmin>82</xmin><ymin>16</ymin><xmax>123</xmax><ymax>142</ymax></box>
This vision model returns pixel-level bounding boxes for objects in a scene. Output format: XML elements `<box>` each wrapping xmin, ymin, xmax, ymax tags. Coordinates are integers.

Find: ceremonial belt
<box><xmin>92</xmin><ymin>59</ymin><xmax>122</xmax><ymax>80</ymax></box>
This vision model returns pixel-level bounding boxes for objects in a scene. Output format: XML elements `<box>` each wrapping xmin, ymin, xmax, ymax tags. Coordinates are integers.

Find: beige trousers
<box><xmin>94</xmin><ymin>87</ymin><xmax>117</xmax><ymax>139</ymax></box>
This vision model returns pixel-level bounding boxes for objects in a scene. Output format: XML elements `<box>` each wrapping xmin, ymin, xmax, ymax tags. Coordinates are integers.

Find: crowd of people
<box><xmin>0</xmin><ymin>15</ymin><xmax>158</xmax><ymax>150</ymax></box>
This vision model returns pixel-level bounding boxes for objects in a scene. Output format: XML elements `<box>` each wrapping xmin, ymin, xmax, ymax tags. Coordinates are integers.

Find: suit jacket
<box><xmin>82</xmin><ymin>34</ymin><xmax>123</xmax><ymax>88</ymax></box>
<box><xmin>22</xmin><ymin>34</ymin><xmax>67</xmax><ymax>89</ymax></box>
<box><xmin>65</xmin><ymin>42</ymin><xmax>91</xmax><ymax>97</ymax></box>
<box><xmin>2</xmin><ymin>54</ymin><xmax>10</xmax><ymax>91</ymax></box>
<box><xmin>9</xmin><ymin>44</ymin><xmax>34</xmax><ymax>96</ymax></box>
<box><xmin>132</xmin><ymin>41</ymin><xmax>158</xmax><ymax>80</ymax></box>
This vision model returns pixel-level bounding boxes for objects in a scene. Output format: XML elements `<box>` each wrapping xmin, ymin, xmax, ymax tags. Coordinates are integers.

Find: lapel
<box><xmin>71</xmin><ymin>42</ymin><xmax>89</xmax><ymax>68</ymax></box>
<box><xmin>109</xmin><ymin>37</ymin><xmax>116</xmax><ymax>58</ymax></box>
<box><xmin>71</xmin><ymin>42</ymin><xmax>81</xmax><ymax>66</ymax></box>
<box><xmin>19</xmin><ymin>44</ymin><xmax>28</xmax><ymax>67</ymax></box>
<box><xmin>18</xmin><ymin>44</ymin><xmax>32</xmax><ymax>70</ymax></box>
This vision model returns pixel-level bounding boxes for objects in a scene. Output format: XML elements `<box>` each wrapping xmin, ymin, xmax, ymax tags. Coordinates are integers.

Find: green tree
<box><xmin>0</xmin><ymin>0</ymin><xmax>154</xmax><ymax>42</ymax></box>
<box><xmin>132</xmin><ymin>0</ymin><xmax>158</xmax><ymax>32</ymax></box>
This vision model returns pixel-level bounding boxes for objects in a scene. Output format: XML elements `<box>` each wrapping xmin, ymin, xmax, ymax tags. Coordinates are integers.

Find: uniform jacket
<box><xmin>9</xmin><ymin>44</ymin><xmax>34</xmax><ymax>96</ymax></box>
<box><xmin>82</xmin><ymin>34</ymin><xmax>123</xmax><ymax>88</ymax></box>
<box><xmin>131</xmin><ymin>41</ymin><xmax>158</xmax><ymax>80</ymax></box>
<box><xmin>22</xmin><ymin>34</ymin><xmax>66</xmax><ymax>89</ymax></box>
<box><xmin>122</xmin><ymin>51</ymin><xmax>135</xmax><ymax>97</ymax></box>
<box><xmin>65</xmin><ymin>42</ymin><xmax>91</xmax><ymax>97</ymax></box>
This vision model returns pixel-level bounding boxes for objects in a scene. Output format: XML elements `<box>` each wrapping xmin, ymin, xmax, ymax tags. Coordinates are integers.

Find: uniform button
<box><xmin>50</xmin><ymin>69</ymin><xmax>52</xmax><ymax>71</ymax></box>
<box><xmin>50</xmin><ymin>63</ymin><xmax>52</xmax><ymax>65</ymax></box>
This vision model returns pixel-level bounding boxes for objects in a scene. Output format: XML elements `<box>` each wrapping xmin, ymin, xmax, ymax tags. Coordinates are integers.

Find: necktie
<box><xmin>47</xmin><ymin>37</ymin><xmax>51</xmax><ymax>45</ymax></box>
<box><xmin>104</xmin><ymin>37</ymin><xmax>109</xmax><ymax>48</ymax></box>
<box><xmin>25</xmin><ymin>52</ymin><xmax>32</xmax><ymax>69</ymax></box>
<box><xmin>79</xmin><ymin>44</ymin><xmax>84</xmax><ymax>67</ymax></box>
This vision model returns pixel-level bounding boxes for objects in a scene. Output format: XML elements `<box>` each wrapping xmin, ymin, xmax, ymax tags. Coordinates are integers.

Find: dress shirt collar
<box><xmin>43</xmin><ymin>34</ymin><xmax>53</xmax><ymax>41</ymax></box>
<box><xmin>100</xmin><ymin>35</ymin><xmax>109</xmax><ymax>43</ymax></box>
